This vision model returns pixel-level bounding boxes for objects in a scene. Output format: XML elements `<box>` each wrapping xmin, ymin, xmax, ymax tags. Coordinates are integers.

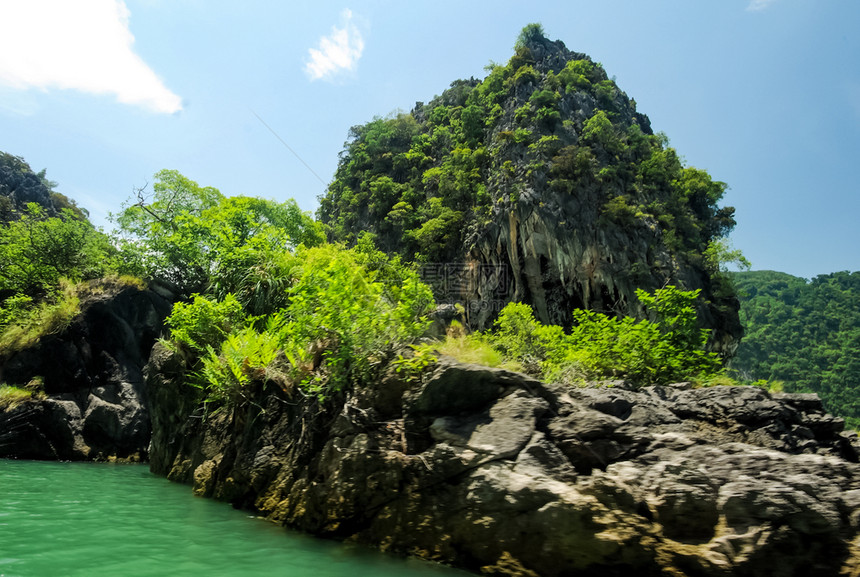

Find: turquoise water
<box><xmin>0</xmin><ymin>461</ymin><xmax>470</xmax><ymax>577</ymax></box>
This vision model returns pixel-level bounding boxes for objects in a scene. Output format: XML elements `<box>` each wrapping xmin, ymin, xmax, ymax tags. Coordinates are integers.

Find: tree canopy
<box><xmin>113</xmin><ymin>169</ymin><xmax>325</xmax><ymax>296</ymax></box>
<box><xmin>730</xmin><ymin>270</ymin><xmax>860</xmax><ymax>428</ymax></box>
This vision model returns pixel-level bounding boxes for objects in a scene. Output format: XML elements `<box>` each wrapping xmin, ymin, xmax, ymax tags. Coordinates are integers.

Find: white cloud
<box><xmin>747</xmin><ymin>0</ymin><xmax>780</xmax><ymax>12</ymax></box>
<box><xmin>305</xmin><ymin>9</ymin><xmax>365</xmax><ymax>81</ymax></box>
<box><xmin>0</xmin><ymin>0</ymin><xmax>182</xmax><ymax>114</ymax></box>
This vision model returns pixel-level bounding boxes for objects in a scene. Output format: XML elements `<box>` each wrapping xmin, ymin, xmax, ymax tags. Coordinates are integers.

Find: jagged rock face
<box><xmin>318</xmin><ymin>35</ymin><xmax>742</xmax><ymax>355</ymax></box>
<box><xmin>148</xmin><ymin>353</ymin><xmax>860</xmax><ymax>576</ymax></box>
<box><xmin>0</xmin><ymin>152</ymin><xmax>58</xmax><ymax>221</ymax></box>
<box><xmin>0</xmin><ymin>285</ymin><xmax>172</xmax><ymax>460</ymax></box>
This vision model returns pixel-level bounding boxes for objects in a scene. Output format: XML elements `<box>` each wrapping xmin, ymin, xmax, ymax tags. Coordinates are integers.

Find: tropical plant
<box><xmin>484</xmin><ymin>286</ymin><xmax>723</xmax><ymax>386</ymax></box>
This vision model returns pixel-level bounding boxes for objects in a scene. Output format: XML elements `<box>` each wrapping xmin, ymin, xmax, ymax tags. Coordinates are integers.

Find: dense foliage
<box><xmin>113</xmin><ymin>169</ymin><xmax>325</xmax><ymax>298</ymax></box>
<box><xmin>0</xmin><ymin>150</ymin><xmax>122</xmax><ymax>348</ymax></box>
<box><xmin>398</xmin><ymin>285</ymin><xmax>725</xmax><ymax>388</ymax></box>
<box><xmin>0</xmin><ymin>207</ymin><xmax>119</xmax><ymax>352</ymax></box>
<box><xmin>487</xmin><ymin>285</ymin><xmax>723</xmax><ymax>386</ymax></box>
<box><xmin>165</xmin><ymin>244</ymin><xmax>434</xmax><ymax>404</ymax></box>
<box><xmin>318</xmin><ymin>27</ymin><xmax>735</xmax><ymax>275</ymax></box>
<box><xmin>0</xmin><ymin>204</ymin><xmax>117</xmax><ymax>299</ymax></box>
<box><xmin>730</xmin><ymin>270</ymin><xmax>860</xmax><ymax>428</ymax></box>
<box><xmin>111</xmin><ymin>171</ymin><xmax>433</xmax><ymax>403</ymax></box>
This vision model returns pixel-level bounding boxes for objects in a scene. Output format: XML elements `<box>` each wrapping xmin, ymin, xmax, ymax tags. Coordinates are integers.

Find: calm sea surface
<box><xmin>0</xmin><ymin>460</ymin><xmax>470</xmax><ymax>577</ymax></box>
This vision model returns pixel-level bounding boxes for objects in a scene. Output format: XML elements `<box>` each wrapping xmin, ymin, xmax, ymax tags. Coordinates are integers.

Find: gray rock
<box><xmin>0</xmin><ymin>284</ymin><xmax>171</xmax><ymax>460</ymax></box>
<box><xmin>147</xmin><ymin>357</ymin><xmax>860</xmax><ymax>576</ymax></box>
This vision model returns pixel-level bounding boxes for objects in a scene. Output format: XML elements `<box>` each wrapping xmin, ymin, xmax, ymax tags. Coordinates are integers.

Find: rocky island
<box><xmin>2</xmin><ymin>26</ymin><xmax>859</xmax><ymax>577</ymax></box>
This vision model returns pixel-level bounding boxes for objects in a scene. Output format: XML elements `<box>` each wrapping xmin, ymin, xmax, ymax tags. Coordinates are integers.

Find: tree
<box><xmin>515</xmin><ymin>23</ymin><xmax>546</xmax><ymax>50</ymax></box>
<box><xmin>113</xmin><ymin>170</ymin><xmax>323</xmax><ymax>296</ymax></box>
<box><xmin>0</xmin><ymin>204</ymin><xmax>116</xmax><ymax>298</ymax></box>
<box><xmin>730</xmin><ymin>270</ymin><xmax>860</xmax><ymax>428</ymax></box>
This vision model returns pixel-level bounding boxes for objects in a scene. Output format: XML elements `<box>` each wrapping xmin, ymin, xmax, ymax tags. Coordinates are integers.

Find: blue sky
<box><xmin>1</xmin><ymin>0</ymin><xmax>858</xmax><ymax>279</ymax></box>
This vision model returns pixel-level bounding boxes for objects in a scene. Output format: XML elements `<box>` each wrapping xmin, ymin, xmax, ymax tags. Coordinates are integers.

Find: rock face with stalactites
<box><xmin>318</xmin><ymin>34</ymin><xmax>743</xmax><ymax>356</ymax></box>
<box><xmin>0</xmin><ymin>282</ymin><xmax>173</xmax><ymax>460</ymax></box>
<box><xmin>148</xmin><ymin>354</ymin><xmax>860</xmax><ymax>576</ymax></box>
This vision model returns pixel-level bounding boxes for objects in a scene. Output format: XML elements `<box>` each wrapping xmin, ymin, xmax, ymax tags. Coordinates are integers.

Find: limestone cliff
<box><xmin>319</xmin><ymin>29</ymin><xmax>741</xmax><ymax>355</ymax></box>
<box><xmin>148</xmin><ymin>347</ymin><xmax>860</xmax><ymax>576</ymax></box>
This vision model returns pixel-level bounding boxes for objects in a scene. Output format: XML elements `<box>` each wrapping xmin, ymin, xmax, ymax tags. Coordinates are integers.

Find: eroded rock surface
<box><xmin>148</xmin><ymin>354</ymin><xmax>860</xmax><ymax>576</ymax></box>
<box><xmin>0</xmin><ymin>284</ymin><xmax>172</xmax><ymax>460</ymax></box>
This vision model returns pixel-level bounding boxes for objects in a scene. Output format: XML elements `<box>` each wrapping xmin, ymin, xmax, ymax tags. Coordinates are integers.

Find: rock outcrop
<box><xmin>0</xmin><ymin>151</ymin><xmax>58</xmax><ymax>221</ymax></box>
<box><xmin>0</xmin><ymin>282</ymin><xmax>172</xmax><ymax>460</ymax></box>
<box><xmin>318</xmin><ymin>32</ymin><xmax>743</xmax><ymax>356</ymax></box>
<box><xmin>148</xmin><ymin>352</ymin><xmax>860</xmax><ymax>576</ymax></box>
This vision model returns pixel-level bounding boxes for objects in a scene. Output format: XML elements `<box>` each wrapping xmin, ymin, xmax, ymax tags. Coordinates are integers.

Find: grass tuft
<box><xmin>435</xmin><ymin>323</ymin><xmax>523</xmax><ymax>372</ymax></box>
<box><xmin>0</xmin><ymin>279</ymin><xmax>81</xmax><ymax>356</ymax></box>
<box><xmin>0</xmin><ymin>385</ymin><xmax>35</xmax><ymax>411</ymax></box>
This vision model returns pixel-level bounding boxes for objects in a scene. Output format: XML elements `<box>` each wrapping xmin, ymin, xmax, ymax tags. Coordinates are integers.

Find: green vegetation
<box><xmin>0</xmin><ymin>203</ymin><xmax>117</xmax><ymax>298</ymax></box>
<box><xmin>0</xmin><ymin>385</ymin><xmax>35</xmax><ymax>411</ymax></box>
<box><xmin>730</xmin><ymin>270</ymin><xmax>860</xmax><ymax>428</ymax></box>
<box><xmin>115</xmin><ymin>171</ymin><xmax>438</xmax><ymax>404</ymax></box>
<box><xmin>1</xmin><ymin>158</ymin><xmax>122</xmax><ymax>353</ymax></box>
<box><xmin>112</xmin><ymin>169</ymin><xmax>325</xmax><ymax>297</ymax></box>
<box><xmin>165</xmin><ymin>244</ymin><xmax>434</xmax><ymax>404</ymax></box>
<box><xmin>0</xmin><ymin>279</ymin><xmax>81</xmax><ymax>356</ymax></box>
<box><xmin>1</xmin><ymin>161</ymin><xmax>435</xmax><ymax>407</ymax></box>
<box><xmin>318</xmin><ymin>24</ymin><xmax>737</xmax><ymax>310</ymax></box>
<box><xmin>485</xmin><ymin>285</ymin><xmax>723</xmax><ymax>386</ymax></box>
<box><xmin>398</xmin><ymin>286</ymin><xmax>726</xmax><ymax>388</ymax></box>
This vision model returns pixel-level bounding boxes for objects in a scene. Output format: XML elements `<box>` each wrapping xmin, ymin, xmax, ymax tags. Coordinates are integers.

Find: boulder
<box><xmin>0</xmin><ymin>284</ymin><xmax>171</xmax><ymax>460</ymax></box>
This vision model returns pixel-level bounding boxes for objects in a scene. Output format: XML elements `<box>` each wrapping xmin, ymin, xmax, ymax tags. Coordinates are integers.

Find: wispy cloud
<box><xmin>0</xmin><ymin>0</ymin><xmax>182</xmax><ymax>114</ymax></box>
<box><xmin>747</xmin><ymin>0</ymin><xmax>780</xmax><ymax>12</ymax></box>
<box><xmin>305</xmin><ymin>9</ymin><xmax>365</xmax><ymax>81</ymax></box>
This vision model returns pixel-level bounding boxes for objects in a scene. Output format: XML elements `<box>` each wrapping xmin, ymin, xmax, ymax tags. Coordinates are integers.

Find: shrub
<box><xmin>0</xmin><ymin>204</ymin><xmax>117</xmax><ymax>296</ymax></box>
<box><xmin>273</xmin><ymin>245</ymin><xmax>434</xmax><ymax>398</ymax></box>
<box><xmin>484</xmin><ymin>286</ymin><xmax>723</xmax><ymax>387</ymax></box>
<box><xmin>0</xmin><ymin>294</ymin><xmax>33</xmax><ymax>333</ymax></box>
<box><xmin>198</xmin><ymin>327</ymin><xmax>282</xmax><ymax>406</ymax></box>
<box><xmin>165</xmin><ymin>294</ymin><xmax>245</xmax><ymax>356</ymax></box>
<box><xmin>171</xmin><ymin>244</ymin><xmax>436</xmax><ymax>404</ymax></box>
<box><xmin>392</xmin><ymin>344</ymin><xmax>439</xmax><ymax>381</ymax></box>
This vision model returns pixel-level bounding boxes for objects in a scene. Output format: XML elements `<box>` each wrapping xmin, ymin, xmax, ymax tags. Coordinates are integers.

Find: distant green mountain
<box><xmin>730</xmin><ymin>270</ymin><xmax>860</xmax><ymax>428</ymax></box>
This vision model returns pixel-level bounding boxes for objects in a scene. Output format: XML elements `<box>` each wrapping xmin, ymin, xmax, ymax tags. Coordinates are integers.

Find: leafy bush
<box><xmin>165</xmin><ymin>294</ymin><xmax>245</xmax><ymax>356</ymax></box>
<box><xmin>515</xmin><ymin>23</ymin><xmax>546</xmax><ymax>50</ymax></box>
<box><xmin>164</xmin><ymin>244</ymin><xmax>435</xmax><ymax>404</ymax></box>
<box><xmin>273</xmin><ymin>245</ymin><xmax>434</xmax><ymax>397</ymax></box>
<box><xmin>0</xmin><ymin>294</ymin><xmax>33</xmax><ymax>333</ymax></box>
<box><xmin>198</xmin><ymin>326</ymin><xmax>282</xmax><ymax>406</ymax></box>
<box><xmin>392</xmin><ymin>344</ymin><xmax>439</xmax><ymax>381</ymax></box>
<box><xmin>113</xmin><ymin>170</ymin><xmax>322</xmax><ymax>296</ymax></box>
<box><xmin>484</xmin><ymin>286</ymin><xmax>723</xmax><ymax>387</ymax></box>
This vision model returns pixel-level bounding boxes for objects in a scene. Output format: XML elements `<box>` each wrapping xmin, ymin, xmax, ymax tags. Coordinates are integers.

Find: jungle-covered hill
<box><xmin>0</xmin><ymin>152</ymin><xmax>88</xmax><ymax>223</ymax></box>
<box><xmin>730</xmin><ymin>270</ymin><xmax>860</xmax><ymax>428</ymax></box>
<box><xmin>318</xmin><ymin>24</ymin><xmax>741</xmax><ymax>353</ymax></box>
